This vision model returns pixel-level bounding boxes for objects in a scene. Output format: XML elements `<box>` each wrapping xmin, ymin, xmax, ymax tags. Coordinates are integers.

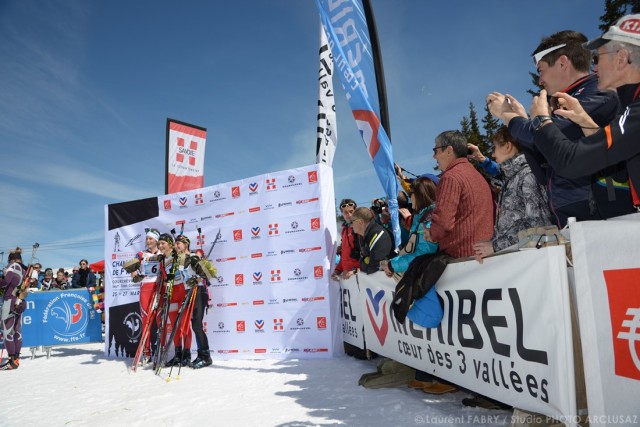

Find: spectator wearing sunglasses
<box><xmin>71</xmin><ymin>259</ymin><xmax>96</xmax><ymax>289</ymax></box>
<box><xmin>486</xmin><ymin>30</ymin><xmax>626</xmax><ymax>226</ymax></box>
<box><xmin>532</xmin><ymin>14</ymin><xmax>640</xmax><ymax>214</ymax></box>
<box><xmin>331</xmin><ymin>199</ymin><xmax>361</xmax><ymax>281</ymax></box>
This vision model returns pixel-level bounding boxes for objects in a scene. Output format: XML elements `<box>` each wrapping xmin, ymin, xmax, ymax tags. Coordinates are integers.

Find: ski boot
<box><xmin>0</xmin><ymin>354</ymin><xmax>19</xmax><ymax>370</ymax></box>
<box><xmin>180</xmin><ymin>349</ymin><xmax>192</xmax><ymax>367</ymax></box>
<box><xmin>165</xmin><ymin>347</ymin><xmax>183</xmax><ymax>367</ymax></box>
<box><xmin>191</xmin><ymin>349</ymin><xmax>212</xmax><ymax>369</ymax></box>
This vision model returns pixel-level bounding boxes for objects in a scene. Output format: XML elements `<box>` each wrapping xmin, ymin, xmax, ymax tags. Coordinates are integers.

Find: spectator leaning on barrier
<box><xmin>350</xmin><ymin>207</ymin><xmax>393</xmax><ymax>274</ymax></box>
<box><xmin>331</xmin><ymin>199</ymin><xmax>361</xmax><ymax>281</ymax></box>
<box><xmin>40</xmin><ymin>268</ymin><xmax>55</xmax><ymax>291</ymax></box>
<box><xmin>425</xmin><ymin>130</ymin><xmax>494</xmax><ymax>258</ymax></box>
<box><xmin>531</xmin><ymin>14</ymin><xmax>640</xmax><ymax>211</ymax></box>
<box><xmin>72</xmin><ymin>259</ymin><xmax>96</xmax><ymax>289</ymax></box>
<box><xmin>53</xmin><ymin>269</ymin><xmax>66</xmax><ymax>290</ymax></box>
<box><xmin>473</xmin><ymin>126</ymin><xmax>552</xmax><ymax>262</ymax></box>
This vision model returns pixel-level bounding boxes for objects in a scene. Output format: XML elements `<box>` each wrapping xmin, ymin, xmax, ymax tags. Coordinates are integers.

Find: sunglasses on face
<box><xmin>592</xmin><ymin>50</ymin><xmax>618</xmax><ymax>65</ymax></box>
<box><xmin>340</xmin><ymin>202</ymin><xmax>355</xmax><ymax>209</ymax></box>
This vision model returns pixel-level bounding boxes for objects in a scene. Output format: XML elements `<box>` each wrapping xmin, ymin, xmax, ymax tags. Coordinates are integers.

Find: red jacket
<box><xmin>430</xmin><ymin>158</ymin><xmax>494</xmax><ymax>258</ymax></box>
<box><xmin>335</xmin><ymin>222</ymin><xmax>360</xmax><ymax>273</ymax></box>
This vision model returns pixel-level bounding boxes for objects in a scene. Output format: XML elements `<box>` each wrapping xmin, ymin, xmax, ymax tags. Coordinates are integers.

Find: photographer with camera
<box><xmin>370</xmin><ymin>197</ymin><xmax>391</xmax><ymax>230</ymax></box>
<box><xmin>331</xmin><ymin>199</ymin><xmax>361</xmax><ymax>281</ymax></box>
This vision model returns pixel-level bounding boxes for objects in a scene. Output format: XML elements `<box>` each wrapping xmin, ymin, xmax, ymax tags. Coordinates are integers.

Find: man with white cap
<box><xmin>531</xmin><ymin>14</ymin><xmax>640</xmax><ymax>213</ymax></box>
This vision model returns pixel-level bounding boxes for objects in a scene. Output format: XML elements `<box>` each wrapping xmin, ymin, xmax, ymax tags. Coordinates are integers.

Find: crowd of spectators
<box><xmin>14</xmin><ymin>259</ymin><xmax>100</xmax><ymax>292</ymax></box>
<box><xmin>332</xmin><ymin>15</ymin><xmax>640</xmax><ymax>411</ymax></box>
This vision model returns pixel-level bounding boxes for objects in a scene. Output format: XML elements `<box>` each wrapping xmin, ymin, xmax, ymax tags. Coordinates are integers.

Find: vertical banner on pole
<box><xmin>315</xmin><ymin>0</ymin><xmax>401</xmax><ymax>248</ymax></box>
<box><xmin>166</xmin><ymin>118</ymin><xmax>207</xmax><ymax>194</ymax></box>
<box><xmin>316</xmin><ymin>23</ymin><xmax>338</xmax><ymax>167</ymax></box>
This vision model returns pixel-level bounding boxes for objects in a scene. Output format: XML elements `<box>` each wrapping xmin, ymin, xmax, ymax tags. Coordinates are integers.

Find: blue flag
<box><xmin>316</xmin><ymin>0</ymin><xmax>401</xmax><ymax>248</ymax></box>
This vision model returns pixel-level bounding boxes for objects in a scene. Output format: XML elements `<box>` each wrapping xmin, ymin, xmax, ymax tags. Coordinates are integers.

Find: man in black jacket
<box><xmin>531</xmin><ymin>15</ymin><xmax>640</xmax><ymax>212</ymax></box>
<box><xmin>350</xmin><ymin>207</ymin><xmax>393</xmax><ymax>274</ymax></box>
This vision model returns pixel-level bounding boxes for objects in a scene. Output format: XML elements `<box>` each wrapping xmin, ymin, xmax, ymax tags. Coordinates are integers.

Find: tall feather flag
<box><xmin>316</xmin><ymin>24</ymin><xmax>338</xmax><ymax>166</ymax></box>
<box><xmin>315</xmin><ymin>0</ymin><xmax>401</xmax><ymax>248</ymax></box>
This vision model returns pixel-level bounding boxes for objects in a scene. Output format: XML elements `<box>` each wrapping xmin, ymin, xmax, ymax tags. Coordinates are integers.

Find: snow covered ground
<box><xmin>0</xmin><ymin>342</ymin><xmax>514</xmax><ymax>427</ymax></box>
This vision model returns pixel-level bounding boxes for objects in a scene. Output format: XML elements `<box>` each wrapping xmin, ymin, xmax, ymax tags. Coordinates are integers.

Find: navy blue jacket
<box><xmin>509</xmin><ymin>74</ymin><xmax>620</xmax><ymax>221</ymax></box>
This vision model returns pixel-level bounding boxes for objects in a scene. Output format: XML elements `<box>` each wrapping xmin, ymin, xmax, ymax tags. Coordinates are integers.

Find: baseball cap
<box><xmin>584</xmin><ymin>14</ymin><xmax>640</xmax><ymax>50</ymax></box>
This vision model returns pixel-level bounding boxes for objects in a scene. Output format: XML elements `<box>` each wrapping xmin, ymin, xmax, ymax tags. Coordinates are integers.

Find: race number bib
<box><xmin>143</xmin><ymin>261</ymin><xmax>160</xmax><ymax>276</ymax></box>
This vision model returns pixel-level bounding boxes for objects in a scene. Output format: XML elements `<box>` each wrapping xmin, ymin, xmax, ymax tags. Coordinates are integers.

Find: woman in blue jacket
<box><xmin>382</xmin><ymin>176</ymin><xmax>442</xmax><ymax>328</ymax></box>
<box><xmin>382</xmin><ymin>176</ymin><xmax>454</xmax><ymax>394</ymax></box>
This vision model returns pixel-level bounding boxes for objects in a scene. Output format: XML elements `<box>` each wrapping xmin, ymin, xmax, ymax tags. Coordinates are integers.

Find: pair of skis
<box><xmin>155</xmin><ymin>279</ymin><xmax>198</xmax><ymax>379</ymax></box>
<box><xmin>151</xmin><ymin>250</ymin><xmax>181</xmax><ymax>371</ymax></box>
<box><xmin>130</xmin><ymin>258</ymin><xmax>166</xmax><ymax>372</ymax></box>
<box><xmin>12</xmin><ymin>243</ymin><xmax>40</xmax><ymax>309</ymax></box>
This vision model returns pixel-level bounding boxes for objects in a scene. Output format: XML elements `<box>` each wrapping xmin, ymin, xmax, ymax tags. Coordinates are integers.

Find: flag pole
<box><xmin>362</xmin><ymin>0</ymin><xmax>391</xmax><ymax>140</ymax></box>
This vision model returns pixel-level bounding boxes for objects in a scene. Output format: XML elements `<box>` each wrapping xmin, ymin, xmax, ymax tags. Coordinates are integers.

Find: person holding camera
<box><xmin>487</xmin><ymin>30</ymin><xmax>625</xmax><ymax>225</ymax></box>
<box><xmin>331</xmin><ymin>199</ymin><xmax>361</xmax><ymax>281</ymax></box>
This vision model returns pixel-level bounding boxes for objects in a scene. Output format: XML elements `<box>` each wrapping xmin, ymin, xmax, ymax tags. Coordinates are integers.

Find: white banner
<box><xmin>357</xmin><ymin>247</ymin><xmax>577</xmax><ymax>424</ymax></box>
<box><xmin>569</xmin><ymin>213</ymin><xmax>640</xmax><ymax>426</ymax></box>
<box><xmin>316</xmin><ymin>23</ymin><xmax>337</xmax><ymax>167</ymax></box>
<box><xmin>104</xmin><ymin>164</ymin><xmax>340</xmax><ymax>360</ymax></box>
<box><xmin>338</xmin><ymin>275</ymin><xmax>365</xmax><ymax>349</ymax></box>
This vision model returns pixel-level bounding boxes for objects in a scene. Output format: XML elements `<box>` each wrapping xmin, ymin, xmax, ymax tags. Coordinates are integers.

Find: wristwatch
<box><xmin>533</xmin><ymin>115</ymin><xmax>553</xmax><ymax>131</ymax></box>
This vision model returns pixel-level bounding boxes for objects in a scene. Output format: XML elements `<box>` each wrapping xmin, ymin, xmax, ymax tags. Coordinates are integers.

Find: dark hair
<box><xmin>8</xmin><ymin>247</ymin><xmax>22</xmax><ymax>262</ymax></box>
<box><xmin>411</xmin><ymin>177</ymin><xmax>437</xmax><ymax>212</ymax></box>
<box><xmin>533</xmin><ymin>30</ymin><xmax>590</xmax><ymax>72</ymax></box>
<box><xmin>435</xmin><ymin>130</ymin><xmax>468</xmax><ymax>158</ymax></box>
<box><xmin>79</xmin><ymin>259</ymin><xmax>88</xmax><ymax>266</ymax></box>
<box><xmin>397</xmin><ymin>191</ymin><xmax>409</xmax><ymax>209</ymax></box>
<box><xmin>159</xmin><ymin>233</ymin><xmax>174</xmax><ymax>245</ymax></box>
<box><xmin>492</xmin><ymin>126</ymin><xmax>521</xmax><ymax>152</ymax></box>
<box><xmin>339</xmin><ymin>198</ymin><xmax>357</xmax><ymax>209</ymax></box>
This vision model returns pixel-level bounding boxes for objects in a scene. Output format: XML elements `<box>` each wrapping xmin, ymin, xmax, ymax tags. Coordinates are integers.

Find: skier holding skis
<box><xmin>131</xmin><ymin>228</ymin><xmax>163</xmax><ymax>359</ymax></box>
<box><xmin>176</xmin><ymin>236</ymin><xmax>213</xmax><ymax>369</ymax></box>
<box><xmin>0</xmin><ymin>248</ymin><xmax>27</xmax><ymax>370</ymax></box>
<box><xmin>157</xmin><ymin>233</ymin><xmax>191</xmax><ymax>368</ymax></box>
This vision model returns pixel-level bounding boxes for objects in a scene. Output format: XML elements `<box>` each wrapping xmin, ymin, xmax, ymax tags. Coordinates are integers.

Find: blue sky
<box><xmin>0</xmin><ymin>0</ymin><xmax>604</xmax><ymax>269</ymax></box>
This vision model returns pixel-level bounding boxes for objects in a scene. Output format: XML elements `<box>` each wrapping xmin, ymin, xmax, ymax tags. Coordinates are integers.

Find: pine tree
<box><xmin>599</xmin><ymin>0</ymin><xmax>640</xmax><ymax>32</ymax></box>
<box><xmin>527</xmin><ymin>71</ymin><xmax>544</xmax><ymax>97</ymax></box>
<box><xmin>481</xmin><ymin>103</ymin><xmax>501</xmax><ymax>153</ymax></box>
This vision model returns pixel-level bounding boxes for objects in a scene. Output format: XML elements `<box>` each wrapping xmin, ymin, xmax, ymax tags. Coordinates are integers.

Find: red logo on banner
<box><xmin>176</xmin><ymin>137</ymin><xmax>198</xmax><ymax>166</ymax></box>
<box><xmin>314</xmin><ymin>266</ymin><xmax>324</xmax><ymax>278</ymax></box>
<box><xmin>236</xmin><ymin>321</ymin><xmax>245</xmax><ymax>332</ymax></box>
<box><xmin>308</xmin><ymin>171</ymin><xmax>318</xmax><ymax>183</ymax></box>
<box><xmin>255</xmin><ymin>348</ymin><xmax>266</xmax><ymax>353</ymax></box>
<box><xmin>175</xmin><ymin>220</ymin><xmax>186</xmax><ymax>227</ymax></box>
<box><xmin>233</xmin><ymin>229</ymin><xmax>242</xmax><ymax>241</ymax></box>
<box><xmin>266</xmin><ymin>178</ymin><xmax>276</xmax><ymax>190</ymax></box>
<box><xmin>604</xmin><ymin>268</ymin><xmax>640</xmax><ymax>381</ymax></box>
<box><xmin>317</xmin><ymin>317</ymin><xmax>327</xmax><ymax>330</ymax></box>
<box><xmin>197</xmin><ymin>234</ymin><xmax>205</xmax><ymax>246</ymax></box>
<box><xmin>195</xmin><ymin>193</ymin><xmax>203</xmax><ymax>205</ymax></box>
<box><xmin>269</xmin><ymin>224</ymin><xmax>279</xmax><ymax>236</ymax></box>
<box><xmin>163</xmin><ymin>200</ymin><xmax>172</xmax><ymax>210</ymax></box>
<box><xmin>273</xmin><ymin>318</ymin><xmax>284</xmax><ymax>330</ymax></box>
<box><xmin>311</xmin><ymin>218</ymin><xmax>321</xmax><ymax>230</ymax></box>
<box><xmin>232</xmin><ymin>186</ymin><xmax>240</xmax><ymax>198</ymax></box>
<box><xmin>270</xmin><ymin>270</ymin><xmax>281</xmax><ymax>282</ymax></box>
<box><xmin>235</xmin><ymin>274</ymin><xmax>244</xmax><ymax>286</ymax></box>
